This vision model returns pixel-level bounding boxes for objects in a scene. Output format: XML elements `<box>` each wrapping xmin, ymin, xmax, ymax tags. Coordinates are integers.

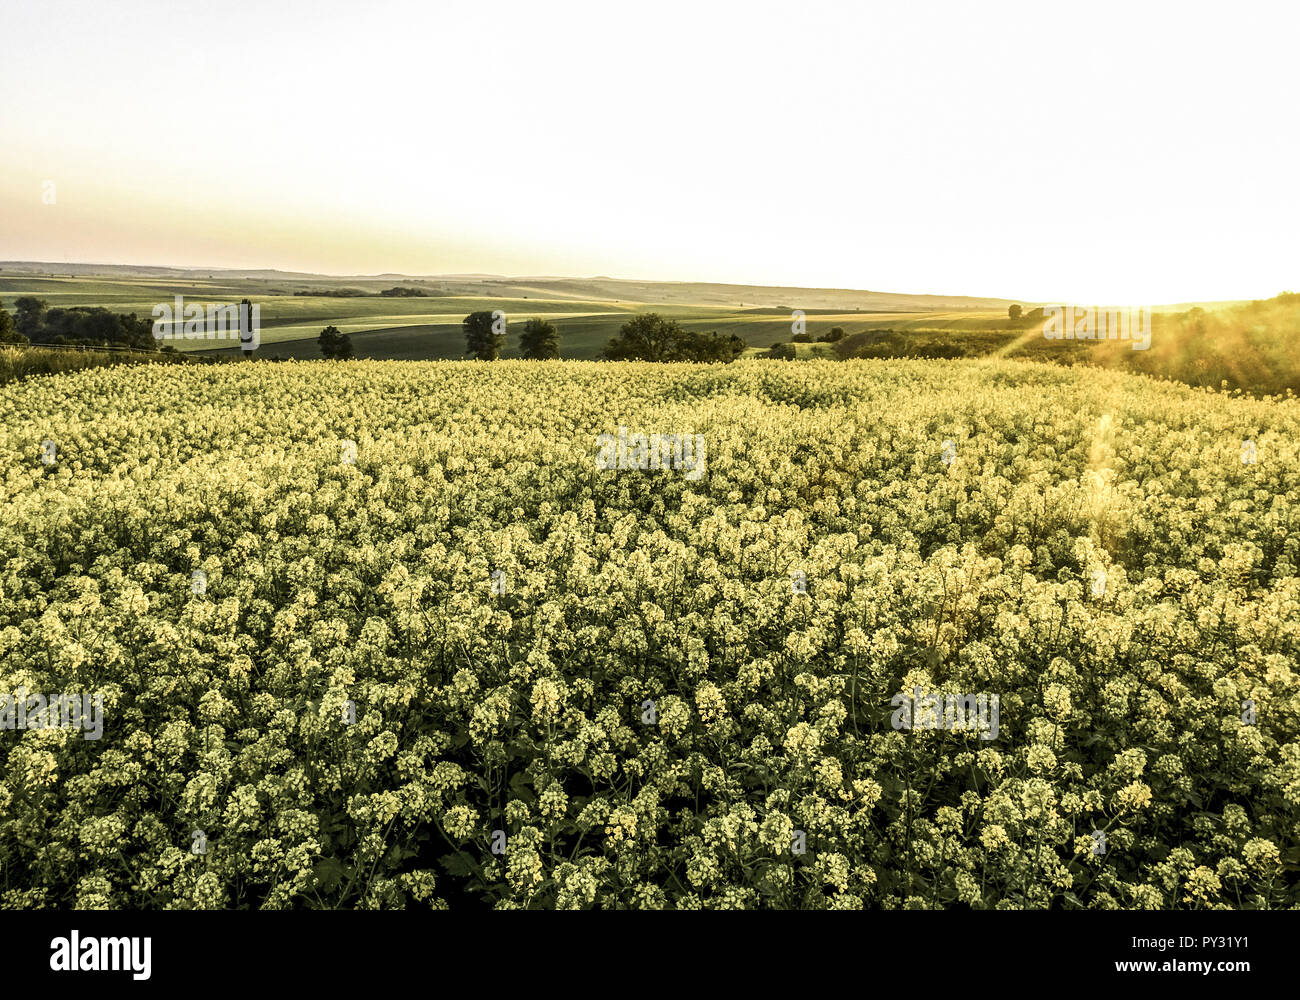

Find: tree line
<box><xmin>4</xmin><ymin>298</ymin><xmax>756</xmax><ymax>364</ymax></box>
<box><xmin>461</xmin><ymin>310</ymin><xmax>746</xmax><ymax>362</ymax></box>
<box><xmin>0</xmin><ymin>297</ymin><xmax>158</xmax><ymax>350</ymax></box>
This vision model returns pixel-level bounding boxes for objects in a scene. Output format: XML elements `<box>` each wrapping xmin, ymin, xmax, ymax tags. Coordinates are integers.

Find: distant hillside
<box><xmin>0</xmin><ymin>262</ymin><xmax>1019</xmax><ymax>312</ymax></box>
<box><xmin>0</xmin><ymin>261</ymin><xmax>325</xmax><ymax>280</ymax></box>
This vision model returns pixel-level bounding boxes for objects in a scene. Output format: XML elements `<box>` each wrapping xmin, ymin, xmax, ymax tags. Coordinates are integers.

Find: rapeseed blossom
<box><xmin>0</xmin><ymin>359</ymin><xmax>1296</xmax><ymax>909</ymax></box>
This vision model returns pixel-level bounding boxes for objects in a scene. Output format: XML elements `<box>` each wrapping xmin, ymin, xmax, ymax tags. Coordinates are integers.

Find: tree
<box><xmin>318</xmin><ymin>325</ymin><xmax>353</xmax><ymax>359</ymax></box>
<box><xmin>819</xmin><ymin>326</ymin><xmax>845</xmax><ymax>343</ymax></box>
<box><xmin>519</xmin><ymin>318</ymin><xmax>560</xmax><ymax>359</ymax></box>
<box><xmin>1008</xmin><ymin>304</ymin><xmax>1023</xmax><ymax>321</ymax></box>
<box><xmin>464</xmin><ymin>311</ymin><xmax>505</xmax><ymax>360</ymax></box>
<box><xmin>767</xmin><ymin>342</ymin><xmax>796</xmax><ymax>360</ymax></box>
<box><xmin>34</xmin><ymin>305</ymin><xmax>155</xmax><ymax>349</ymax></box>
<box><xmin>604</xmin><ymin>313</ymin><xmax>682</xmax><ymax>361</ymax></box>
<box><xmin>678</xmin><ymin>329</ymin><xmax>746</xmax><ymax>362</ymax></box>
<box><xmin>13</xmin><ymin>297</ymin><xmax>47</xmax><ymax>341</ymax></box>
<box><xmin>603</xmin><ymin>313</ymin><xmax>745</xmax><ymax>362</ymax></box>
<box><xmin>0</xmin><ymin>302</ymin><xmax>27</xmax><ymax>345</ymax></box>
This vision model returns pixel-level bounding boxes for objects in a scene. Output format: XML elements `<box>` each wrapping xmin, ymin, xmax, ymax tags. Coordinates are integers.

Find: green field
<box><xmin>2</xmin><ymin>267</ymin><xmax>1294</xmax><ymax>394</ymax></box>
<box><xmin>0</xmin><ymin>267</ymin><xmax>1031</xmax><ymax>360</ymax></box>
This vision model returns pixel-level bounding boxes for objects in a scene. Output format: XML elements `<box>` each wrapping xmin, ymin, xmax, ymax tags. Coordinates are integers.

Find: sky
<box><xmin>1</xmin><ymin>0</ymin><xmax>1296</xmax><ymax>303</ymax></box>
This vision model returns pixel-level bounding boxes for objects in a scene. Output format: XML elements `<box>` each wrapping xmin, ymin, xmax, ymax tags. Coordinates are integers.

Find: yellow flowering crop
<box><xmin>0</xmin><ymin>358</ymin><xmax>1297</xmax><ymax>909</ymax></box>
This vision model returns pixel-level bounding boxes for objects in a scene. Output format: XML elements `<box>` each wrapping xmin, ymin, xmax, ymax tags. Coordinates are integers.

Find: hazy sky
<box><xmin>1</xmin><ymin>0</ymin><xmax>1296</xmax><ymax>302</ymax></box>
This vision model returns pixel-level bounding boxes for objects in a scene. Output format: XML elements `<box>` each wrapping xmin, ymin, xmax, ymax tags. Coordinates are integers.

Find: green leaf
<box><xmin>439</xmin><ymin>851</ymin><xmax>476</xmax><ymax>878</ymax></box>
<box><xmin>312</xmin><ymin>857</ymin><xmax>346</xmax><ymax>893</ymax></box>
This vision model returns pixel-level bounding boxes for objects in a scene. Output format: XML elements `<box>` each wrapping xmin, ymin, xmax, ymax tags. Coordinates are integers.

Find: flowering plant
<box><xmin>1</xmin><ymin>359</ymin><xmax>1296</xmax><ymax>909</ymax></box>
